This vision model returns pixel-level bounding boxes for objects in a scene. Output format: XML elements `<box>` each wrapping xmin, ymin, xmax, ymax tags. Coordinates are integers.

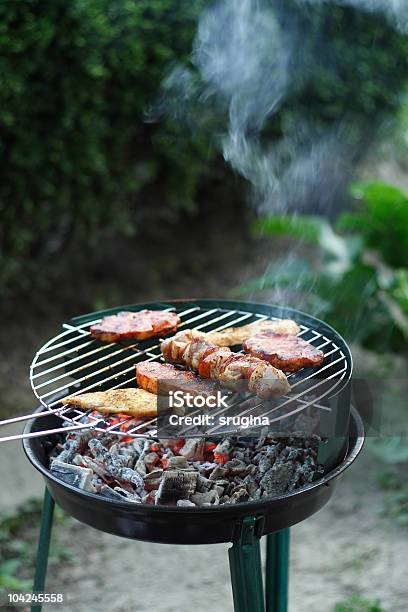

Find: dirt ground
<box><xmin>0</xmin><ymin>194</ymin><xmax>407</xmax><ymax>611</ymax></box>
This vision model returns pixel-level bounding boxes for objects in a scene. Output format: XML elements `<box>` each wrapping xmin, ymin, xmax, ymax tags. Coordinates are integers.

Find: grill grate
<box><xmin>1</xmin><ymin>303</ymin><xmax>350</xmax><ymax>442</ymax></box>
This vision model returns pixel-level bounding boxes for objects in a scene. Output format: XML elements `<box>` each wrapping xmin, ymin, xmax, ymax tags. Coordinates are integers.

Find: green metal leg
<box><xmin>229</xmin><ymin>516</ymin><xmax>265</xmax><ymax>612</ymax></box>
<box><xmin>265</xmin><ymin>529</ymin><xmax>290</xmax><ymax>612</ymax></box>
<box><xmin>31</xmin><ymin>487</ymin><xmax>55</xmax><ymax>612</ymax></box>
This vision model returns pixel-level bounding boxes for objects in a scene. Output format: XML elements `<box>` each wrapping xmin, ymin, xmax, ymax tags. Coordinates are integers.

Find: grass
<box><xmin>0</xmin><ymin>498</ymin><xmax>77</xmax><ymax>601</ymax></box>
<box><xmin>334</xmin><ymin>594</ymin><xmax>384</xmax><ymax>611</ymax></box>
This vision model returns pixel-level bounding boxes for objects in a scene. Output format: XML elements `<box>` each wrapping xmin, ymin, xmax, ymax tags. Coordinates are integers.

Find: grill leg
<box><xmin>31</xmin><ymin>488</ymin><xmax>55</xmax><ymax>612</ymax></box>
<box><xmin>229</xmin><ymin>516</ymin><xmax>265</xmax><ymax>612</ymax></box>
<box><xmin>265</xmin><ymin>529</ymin><xmax>290</xmax><ymax>612</ymax></box>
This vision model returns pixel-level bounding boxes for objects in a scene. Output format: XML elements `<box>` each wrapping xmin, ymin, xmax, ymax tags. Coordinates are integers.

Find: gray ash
<box><xmin>50</xmin><ymin>432</ymin><xmax>321</xmax><ymax>506</ymax></box>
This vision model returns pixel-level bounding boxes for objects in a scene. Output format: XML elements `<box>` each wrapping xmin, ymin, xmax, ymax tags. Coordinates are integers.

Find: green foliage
<box><xmin>0</xmin><ymin>0</ymin><xmax>209</xmax><ymax>293</ymax></box>
<box><xmin>1</xmin><ymin>1</ymin><xmax>408</xmax><ymax>295</ymax></box>
<box><xmin>340</xmin><ymin>183</ymin><xmax>408</xmax><ymax>268</ymax></box>
<box><xmin>240</xmin><ymin>182</ymin><xmax>408</xmax><ymax>352</ymax></box>
<box><xmin>261</xmin><ymin>2</ymin><xmax>408</xmax><ymax>169</ymax></box>
<box><xmin>334</xmin><ymin>594</ymin><xmax>384</xmax><ymax>612</ymax></box>
<box><xmin>0</xmin><ymin>498</ymin><xmax>74</xmax><ymax>595</ymax></box>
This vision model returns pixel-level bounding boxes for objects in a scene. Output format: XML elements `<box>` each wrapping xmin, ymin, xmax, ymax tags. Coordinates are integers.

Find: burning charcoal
<box><xmin>142</xmin><ymin>491</ymin><xmax>157</xmax><ymax>504</ymax></box>
<box><xmin>230</xmin><ymin>489</ymin><xmax>249</xmax><ymax>504</ymax></box>
<box><xmin>135</xmin><ymin>456</ymin><xmax>147</xmax><ymax>476</ymax></box>
<box><xmin>215</xmin><ymin>478</ymin><xmax>229</xmax><ymax>487</ymax></box>
<box><xmin>81</xmin><ymin>456</ymin><xmax>110</xmax><ymax>479</ymax></box>
<box><xmin>214</xmin><ymin>439</ymin><xmax>232</xmax><ymax>453</ymax></box>
<box><xmin>213</xmin><ymin>438</ymin><xmax>232</xmax><ymax>463</ymax></box>
<box><xmin>92</xmin><ymin>478</ymin><xmax>104</xmax><ymax>493</ymax></box>
<box><xmin>114</xmin><ymin>487</ymin><xmax>141</xmax><ymax>503</ymax></box>
<box><xmin>215</xmin><ymin>485</ymin><xmax>225</xmax><ymax>496</ymax></box>
<box><xmin>196</xmin><ymin>475</ymin><xmax>213</xmax><ymax>493</ymax></box>
<box><xmin>224</xmin><ymin>459</ymin><xmax>252</xmax><ymax>477</ymax></box>
<box><xmin>167</xmin><ymin>456</ymin><xmax>189</xmax><ymax>470</ymax></box>
<box><xmin>143</xmin><ymin>469</ymin><xmax>163</xmax><ymax>491</ymax></box>
<box><xmin>209</xmin><ymin>465</ymin><xmax>228</xmax><ymax>480</ymax></box>
<box><xmin>219</xmin><ymin>495</ymin><xmax>231</xmax><ymax>504</ymax></box>
<box><xmin>177</xmin><ymin>499</ymin><xmax>196</xmax><ymax>507</ymax></box>
<box><xmin>100</xmin><ymin>485</ymin><xmax>127</xmax><ymax>501</ymax></box>
<box><xmin>109</xmin><ymin>443</ymin><xmax>120</xmax><ymax>455</ymax></box>
<box><xmin>260</xmin><ymin>461</ymin><xmax>295</xmax><ymax>496</ymax></box>
<box><xmin>243</xmin><ymin>474</ymin><xmax>259</xmax><ymax>496</ymax></box>
<box><xmin>88</xmin><ymin>439</ymin><xmax>109</xmax><ymax>461</ymax></box>
<box><xmin>50</xmin><ymin>460</ymin><xmax>95</xmax><ymax>492</ymax></box>
<box><xmin>144</xmin><ymin>452</ymin><xmax>160</xmax><ymax>472</ymax></box>
<box><xmin>258</xmin><ymin>455</ymin><xmax>273</xmax><ymax>475</ymax></box>
<box><xmin>131</xmin><ymin>438</ymin><xmax>147</xmax><ymax>456</ymax></box>
<box><xmin>197</xmin><ymin>461</ymin><xmax>218</xmax><ymax>476</ymax></box>
<box><xmin>234</xmin><ymin>451</ymin><xmax>248</xmax><ymax>463</ymax></box>
<box><xmin>72</xmin><ymin>454</ymin><xmax>84</xmax><ymax>466</ymax></box>
<box><xmin>156</xmin><ymin>470</ymin><xmax>198</xmax><ymax>505</ymax></box>
<box><xmin>190</xmin><ymin>490</ymin><xmax>219</xmax><ymax>506</ymax></box>
<box><xmin>179</xmin><ymin>438</ymin><xmax>205</xmax><ymax>461</ymax></box>
<box><xmin>117</xmin><ymin>467</ymin><xmax>145</xmax><ymax>492</ymax></box>
<box><xmin>56</xmin><ymin>439</ymin><xmax>79</xmax><ymax>464</ymax></box>
<box><xmin>226</xmin><ymin>482</ymin><xmax>237</xmax><ymax>496</ymax></box>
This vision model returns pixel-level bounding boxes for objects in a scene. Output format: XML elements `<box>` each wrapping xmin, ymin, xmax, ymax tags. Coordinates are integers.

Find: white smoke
<box><xmin>193</xmin><ymin>0</ymin><xmax>289</xmax><ymax>211</ymax></box>
<box><xmin>186</xmin><ymin>0</ymin><xmax>407</xmax><ymax>214</ymax></box>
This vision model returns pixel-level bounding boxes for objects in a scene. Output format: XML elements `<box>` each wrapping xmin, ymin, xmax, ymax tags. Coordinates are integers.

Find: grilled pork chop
<box><xmin>136</xmin><ymin>361</ymin><xmax>218</xmax><ymax>397</ymax></box>
<box><xmin>61</xmin><ymin>388</ymin><xmax>157</xmax><ymax>418</ymax></box>
<box><xmin>206</xmin><ymin>319</ymin><xmax>300</xmax><ymax>347</ymax></box>
<box><xmin>243</xmin><ymin>332</ymin><xmax>324</xmax><ymax>372</ymax></box>
<box><xmin>90</xmin><ymin>310</ymin><xmax>180</xmax><ymax>343</ymax></box>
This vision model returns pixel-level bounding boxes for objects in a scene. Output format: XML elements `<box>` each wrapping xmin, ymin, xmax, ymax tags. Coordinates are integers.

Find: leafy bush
<box><xmin>236</xmin><ymin>182</ymin><xmax>408</xmax><ymax>353</ymax></box>
<box><xmin>0</xmin><ymin>0</ymin><xmax>209</xmax><ymax>293</ymax></box>
<box><xmin>1</xmin><ymin>1</ymin><xmax>408</xmax><ymax>294</ymax></box>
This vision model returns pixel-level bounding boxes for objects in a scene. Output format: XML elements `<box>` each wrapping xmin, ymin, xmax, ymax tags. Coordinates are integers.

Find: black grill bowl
<box><xmin>23</xmin><ymin>407</ymin><xmax>363</xmax><ymax>545</ymax></box>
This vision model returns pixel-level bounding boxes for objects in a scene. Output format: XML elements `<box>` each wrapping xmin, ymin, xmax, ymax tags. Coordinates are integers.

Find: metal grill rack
<box><xmin>0</xmin><ymin>302</ymin><xmax>350</xmax><ymax>442</ymax></box>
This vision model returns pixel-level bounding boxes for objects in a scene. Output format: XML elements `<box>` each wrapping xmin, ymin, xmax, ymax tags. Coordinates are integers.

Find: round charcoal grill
<box><xmin>16</xmin><ymin>300</ymin><xmax>361</xmax><ymax>546</ymax></box>
<box><xmin>26</xmin><ymin>299</ymin><xmax>352</xmax><ymax>445</ymax></box>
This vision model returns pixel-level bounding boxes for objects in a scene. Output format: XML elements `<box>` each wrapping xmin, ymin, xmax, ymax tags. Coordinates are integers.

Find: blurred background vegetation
<box><xmin>1</xmin><ymin>0</ymin><xmax>408</xmax><ymax>297</ymax></box>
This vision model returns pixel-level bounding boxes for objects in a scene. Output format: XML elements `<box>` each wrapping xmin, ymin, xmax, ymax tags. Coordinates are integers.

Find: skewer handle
<box><xmin>0</xmin><ymin>422</ymin><xmax>95</xmax><ymax>444</ymax></box>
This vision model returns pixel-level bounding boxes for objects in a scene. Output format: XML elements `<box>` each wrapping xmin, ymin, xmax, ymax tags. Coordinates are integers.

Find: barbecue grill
<box><xmin>0</xmin><ymin>300</ymin><xmax>363</xmax><ymax>612</ymax></box>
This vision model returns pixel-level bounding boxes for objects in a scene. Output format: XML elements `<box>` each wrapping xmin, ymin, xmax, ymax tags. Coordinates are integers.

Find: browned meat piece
<box><xmin>206</xmin><ymin>319</ymin><xmax>300</xmax><ymax>347</ymax></box>
<box><xmin>161</xmin><ymin>330</ymin><xmax>290</xmax><ymax>399</ymax></box>
<box><xmin>90</xmin><ymin>310</ymin><xmax>180</xmax><ymax>343</ymax></box>
<box><xmin>136</xmin><ymin>360</ymin><xmax>218</xmax><ymax>397</ymax></box>
<box><xmin>161</xmin><ymin>329</ymin><xmax>205</xmax><ymax>364</ymax></box>
<box><xmin>243</xmin><ymin>332</ymin><xmax>324</xmax><ymax>372</ymax></box>
<box><xmin>61</xmin><ymin>388</ymin><xmax>157</xmax><ymax>418</ymax></box>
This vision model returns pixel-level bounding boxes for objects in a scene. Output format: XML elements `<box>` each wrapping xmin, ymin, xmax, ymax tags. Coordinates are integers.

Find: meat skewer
<box><xmin>90</xmin><ymin>310</ymin><xmax>180</xmax><ymax>343</ymax></box>
<box><xmin>205</xmin><ymin>318</ymin><xmax>300</xmax><ymax>347</ymax></box>
<box><xmin>161</xmin><ymin>330</ymin><xmax>290</xmax><ymax>399</ymax></box>
<box><xmin>61</xmin><ymin>388</ymin><xmax>157</xmax><ymax>418</ymax></box>
<box><xmin>243</xmin><ymin>332</ymin><xmax>324</xmax><ymax>372</ymax></box>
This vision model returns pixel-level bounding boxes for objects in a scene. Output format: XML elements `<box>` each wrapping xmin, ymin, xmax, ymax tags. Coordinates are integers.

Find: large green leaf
<box><xmin>252</xmin><ymin>215</ymin><xmax>329</xmax><ymax>244</ymax></box>
<box><xmin>340</xmin><ymin>181</ymin><xmax>408</xmax><ymax>268</ymax></box>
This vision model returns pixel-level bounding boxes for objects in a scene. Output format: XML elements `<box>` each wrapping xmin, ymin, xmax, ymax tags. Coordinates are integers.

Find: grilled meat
<box><xmin>61</xmin><ymin>388</ymin><xmax>157</xmax><ymax>418</ymax></box>
<box><xmin>243</xmin><ymin>332</ymin><xmax>324</xmax><ymax>372</ymax></box>
<box><xmin>136</xmin><ymin>360</ymin><xmax>219</xmax><ymax>397</ymax></box>
<box><xmin>161</xmin><ymin>330</ymin><xmax>290</xmax><ymax>399</ymax></box>
<box><xmin>205</xmin><ymin>319</ymin><xmax>300</xmax><ymax>347</ymax></box>
<box><xmin>90</xmin><ymin>310</ymin><xmax>180</xmax><ymax>343</ymax></box>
